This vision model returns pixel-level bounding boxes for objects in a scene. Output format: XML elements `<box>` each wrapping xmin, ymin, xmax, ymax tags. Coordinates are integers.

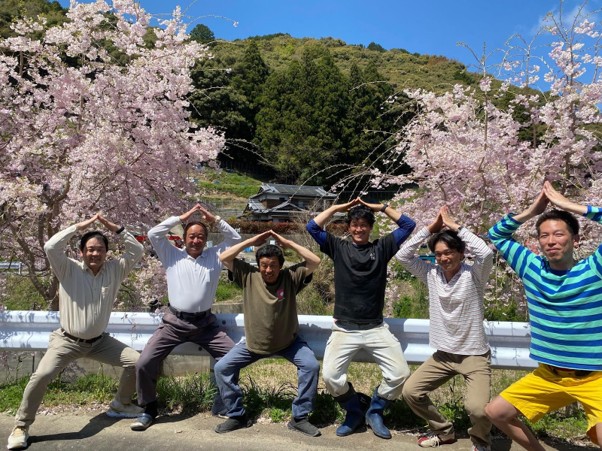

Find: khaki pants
<box><xmin>15</xmin><ymin>328</ymin><xmax>140</xmax><ymax>427</ymax></box>
<box><xmin>322</xmin><ymin>322</ymin><xmax>410</xmax><ymax>400</ymax></box>
<box><xmin>402</xmin><ymin>350</ymin><xmax>491</xmax><ymax>447</ymax></box>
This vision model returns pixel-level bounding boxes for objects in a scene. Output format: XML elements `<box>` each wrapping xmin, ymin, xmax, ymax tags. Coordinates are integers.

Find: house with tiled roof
<box><xmin>243</xmin><ymin>183</ymin><xmax>337</xmax><ymax>222</ymax></box>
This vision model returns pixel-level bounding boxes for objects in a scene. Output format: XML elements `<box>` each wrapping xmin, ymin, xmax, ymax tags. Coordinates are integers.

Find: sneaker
<box><xmin>215</xmin><ymin>415</ymin><xmax>252</xmax><ymax>434</ymax></box>
<box><xmin>417</xmin><ymin>432</ymin><xmax>457</xmax><ymax>447</ymax></box>
<box><xmin>471</xmin><ymin>445</ymin><xmax>491</xmax><ymax>451</ymax></box>
<box><xmin>130</xmin><ymin>413</ymin><xmax>155</xmax><ymax>431</ymax></box>
<box><xmin>106</xmin><ymin>399</ymin><xmax>144</xmax><ymax>418</ymax></box>
<box><xmin>287</xmin><ymin>417</ymin><xmax>321</xmax><ymax>437</ymax></box>
<box><xmin>7</xmin><ymin>426</ymin><xmax>29</xmax><ymax>450</ymax></box>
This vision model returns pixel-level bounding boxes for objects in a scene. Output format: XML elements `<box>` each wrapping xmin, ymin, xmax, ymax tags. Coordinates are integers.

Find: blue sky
<box><xmin>58</xmin><ymin>1</ymin><xmax>601</xmax><ymax>75</ymax></box>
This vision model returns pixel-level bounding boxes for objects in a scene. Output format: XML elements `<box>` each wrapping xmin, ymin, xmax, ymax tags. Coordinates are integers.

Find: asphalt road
<box><xmin>0</xmin><ymin>408</ymin><xmax>597</xmax><ymax>451</ymax></box>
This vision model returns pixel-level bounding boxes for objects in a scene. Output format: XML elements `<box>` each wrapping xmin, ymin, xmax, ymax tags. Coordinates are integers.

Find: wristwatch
<box><xmin>380</xmin><ymin>204</ymin><xmax>389</xmax><ymax>212</ymax></box>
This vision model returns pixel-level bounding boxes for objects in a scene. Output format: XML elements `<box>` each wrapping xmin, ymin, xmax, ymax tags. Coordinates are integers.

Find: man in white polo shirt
<box><xmin>131</xmin><ymin>204</ymin><xmax>240</xmax><ymax>431</ymax></box>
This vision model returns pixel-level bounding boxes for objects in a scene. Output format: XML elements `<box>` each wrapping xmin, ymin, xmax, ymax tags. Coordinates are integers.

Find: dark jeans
<box><xmin>214</xmin><ymin>335</ymin><xmax>320</xmax><ymax>419</ymax></box>
<box><xmin>136</xmin><ymin>310</ymin><xmax>234</xmax><ymax>406</ymax></box>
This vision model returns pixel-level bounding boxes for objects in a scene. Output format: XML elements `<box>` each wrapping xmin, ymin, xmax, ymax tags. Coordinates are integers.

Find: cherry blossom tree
<box><xmin>0</xmin><ymin>0</ymin><xmax>223</xmax><ymax>309</ymax></box>
<box><xmin>372</xmin><ymin>3</ymin><xmax>602</xmax><ymax>315</ymax></box>
<box><xmin>375</xmin><ymin>3</ymin><xmax>602</xmax><ymax>236</ymax></box>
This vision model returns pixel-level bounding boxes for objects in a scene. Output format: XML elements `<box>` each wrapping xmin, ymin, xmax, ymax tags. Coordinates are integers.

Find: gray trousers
<box><xmin>402</xmin><ymin>350</ymin><xmax>492</xmax><ymax>447</ymax></box>
<box><xmin>135</xmin><ymin>310</ymin><xmax>234</xmax><ymax>406</ymax></box>
<box><xmin>15</xmin><ymin>328</ymin><xmax>140</xmax><ymax>427</ymax></box>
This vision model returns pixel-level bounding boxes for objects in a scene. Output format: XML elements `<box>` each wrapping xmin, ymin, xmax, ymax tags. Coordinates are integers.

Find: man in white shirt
<box><xmin>7</xmin><ymin>214</ymin><xmax>145</xmax><ymax>451</ymax></box>
<box><xmin>131</xmin><ymin>204</ymin><xmax>241</xmax><ymax>431</ymax></box>
<box><xmin>396</xmin><ymin>206</ymin><xmax>494</xmax><ymax>451</ymax></box>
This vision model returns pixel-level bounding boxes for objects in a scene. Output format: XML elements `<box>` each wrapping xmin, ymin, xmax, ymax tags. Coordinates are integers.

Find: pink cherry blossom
<box><xmin>0</xmin><ymin>0</ymin><xmax>223</xmax><ymax>309</ymax></box>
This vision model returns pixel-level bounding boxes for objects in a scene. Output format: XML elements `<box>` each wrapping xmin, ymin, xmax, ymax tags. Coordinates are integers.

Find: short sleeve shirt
<box><xmin>231</xmin><ymin>259</ymin><xmax>310</xmax><ymax>354</ymax></box>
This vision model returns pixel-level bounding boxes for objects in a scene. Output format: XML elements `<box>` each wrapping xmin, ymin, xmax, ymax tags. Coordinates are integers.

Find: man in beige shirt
<box><xmin>7</xmin><ymin>214</ymin><xmax>144</xmax><ymax>451</ymax></box>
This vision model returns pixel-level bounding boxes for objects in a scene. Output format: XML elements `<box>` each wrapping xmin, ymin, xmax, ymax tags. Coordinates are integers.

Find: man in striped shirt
<box><xmin>485</xmin><ymin>181</ymin><xmax>602</xmax><ymax>451</ymax></box>
<box><xmin>396</xmin><ymin>206</ymin><xmax>493</xmax><ymax>451</ymax></box>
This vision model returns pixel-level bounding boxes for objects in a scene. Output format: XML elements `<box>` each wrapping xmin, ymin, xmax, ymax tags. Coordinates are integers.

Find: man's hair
<box><xmin>256</xmin><ymin>244</ymin><xmax>284</xmax><ymax>267</ymax></box>
<box><xmin>427</xmin><ymin>230</ymin><xmax>466</xmax><ymax>254</ymax></box>
<box><xmin>346</xmin><ymin>205</ymin><xmax>375</xmax><ymax>227</ymax></box>
<box><xmin>183</xmin><ymin>221</ymin><xmax>208</xmax><ymax>239</ymax></box>
<box><xmin>535</xmin><ymin>209</ymin><xmax>580</xmax><ymax>236</ymax></box>
<box><xmin>79</xmin><ymin>231</ymin><xmax>109</xmax><ymax>252</ymax></box>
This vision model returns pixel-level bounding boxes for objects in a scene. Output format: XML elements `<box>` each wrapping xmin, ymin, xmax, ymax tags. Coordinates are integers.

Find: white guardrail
<box><xmin>0</xmin><ymin>311</ymin><xmax>536</xmax><ymax>369</ymax></box>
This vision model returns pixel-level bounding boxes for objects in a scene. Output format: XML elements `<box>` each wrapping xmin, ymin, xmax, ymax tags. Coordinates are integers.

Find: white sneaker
<box><xmin>417</xmin><ymin>432</ymin><xmax>457</xmax><ymax>447</ymax></box>
<box><xmin>106</xmin><ymin>399</ymin><xmax>144</xmax><ymax>418</ymax></box>
<box><xmin>7</xmin><ymin>426</ymin><xmax>29</xmax><ymax>450</ymax></box>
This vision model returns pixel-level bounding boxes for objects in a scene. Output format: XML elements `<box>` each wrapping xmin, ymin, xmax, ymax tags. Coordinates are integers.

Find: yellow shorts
<box><xmin>500</xmin><ymin>364</ymin><xmax>602</xmax><ymax>435</ymax></box>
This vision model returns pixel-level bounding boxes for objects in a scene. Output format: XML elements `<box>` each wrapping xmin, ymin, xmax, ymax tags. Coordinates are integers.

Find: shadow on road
<box><xmin>29</xmin><ymin>413</ymin><xmax>118</xmax><ymax>445</ymax></box>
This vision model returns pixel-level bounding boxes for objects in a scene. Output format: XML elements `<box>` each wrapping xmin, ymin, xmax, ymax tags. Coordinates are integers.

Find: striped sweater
<box><xmin>488</xmin><ymin>206</ymin><xmax>602</xmax><ymax>371</ymax></box>
<box><xmin>396</xmin><ymin>227</ymin><xmax>493</xmax><ymax>355</ymax></box>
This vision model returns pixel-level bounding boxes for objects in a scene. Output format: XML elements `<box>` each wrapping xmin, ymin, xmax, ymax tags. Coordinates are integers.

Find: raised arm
<box><xmin>358</xmin><ymin>198</ymin><xmax>401</xmax><ymax>222</ymax></box>
<box><xmin>219</xmin><ymin>231</ymin><xmax>272</xmax><ymax>271</ymax></box>
<box><xmin>271</xmin><ymin>231</ymin><xmax>321</xmax><ymax>275</ymax></box>
<box><xmin>148</xmin><ymin>205</ymin><xmax>205</xmax><ymax>258</ymax></box>
<box><xmin>396</xmin><ymin>209</ymin><xmax>445</xmax><ymax>281</ymax></box>
<box><xmin>193</xmin><ymin>203</ymin><xmax>241</xmax><ymax>246</ymax></box>
<box><xmin>543</xmin><ymin>181</ymin><xmax>588</xmax><ymax>216</ymax></box>
<box><xmin>312</xmin><ymin>198</ymin><xmax>360</xmax><ymax>228</ymax></box>
<box><xmin>512</xmin><ymin>186</ymin><xmax>549</xmax><ymax>224</ymax></box>
<box><xmin>97</xmin><ymin>214</ymin><xmax>144</xmax><ymax>272</ymax></box>
<box><xmin>44</xmin><ymin>216</ymin><xmax>99</xmax><ymax>279</ymax></box>
<box><xmin>357</xmin><ymin>197</ymin><xmax>416</xmax><ymax>246</ymax></box>
<box><xmin>439</xmin><ymin>206</ymin><xmax>461</xmax><ymax>232</ymax></box>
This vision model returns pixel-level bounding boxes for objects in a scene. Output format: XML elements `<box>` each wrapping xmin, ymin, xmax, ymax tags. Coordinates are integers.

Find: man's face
<box><xmin>258</xmin><ymin>256</ymin><xmax>282</xmax><ymax>285</ymax></box>
<box><xmin>348</xmin><ymin>218</ymin><xmax>372</xmax><ymax>245</ymax></box>
<box><xmin>185</xmin><ymin>224</ymin><xmax>207</xmax><ymax>258</ymax></box>
<box><xmin>81</xmin><ymin>237</ymin><xmax>108</xmax><ymax>275</ymax></box>
<box><xmin>434</xmin><ymin>241</ymin><xmax>463</xmax><ymax>279</ymax></box>
<box><xmin>538</xmin><ymin>219</ymin><xmax>577</xmax><ymax>269</ymax></box>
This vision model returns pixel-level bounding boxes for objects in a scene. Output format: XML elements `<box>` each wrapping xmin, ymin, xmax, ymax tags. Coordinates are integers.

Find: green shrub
<box><xmin>215</xmin><ymin>276</ymin><xmax>242</xmax><ymax>303</ymax></box>
<box><xmin>1</xmin><ymin>273</ymin><xmax>47</xmax><ymax>310</ymax></box>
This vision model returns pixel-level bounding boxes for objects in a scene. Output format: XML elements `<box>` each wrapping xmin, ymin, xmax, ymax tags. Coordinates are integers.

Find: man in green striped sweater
<box><xmin>485</xmin><ymin>181</ymin><xmax>602</xmax><ymax>451</ymax></box>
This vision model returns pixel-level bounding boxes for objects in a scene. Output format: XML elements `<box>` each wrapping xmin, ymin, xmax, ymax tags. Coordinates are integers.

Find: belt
<box><xmin>61</xmin><ymin>328</ymin><xmax>103</xmax><ymax>344</ymax></box>
<box><xmin>169</xmin><ymin>306</ymin><xmax>210</xmax><ymax>321</ymax></box>
<box><xmin>336</xmin><ymin>320</ymin><xmax>383</xmax><ymax>331</ymax></box>
<box><xmin>545</xmin><ymin>364</ymin><xmax>592</xmax><ymax>378</ymax></box>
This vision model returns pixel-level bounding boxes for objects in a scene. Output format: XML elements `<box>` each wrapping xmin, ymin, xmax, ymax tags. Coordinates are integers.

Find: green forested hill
<box><xmin>212</xmin><ymin>33</ymin><xmax>478</xmax><ymax>94</ymax></box>
<box><xmin>193</xmin><ymin>32</ymin><xmax>482</xmax><ymax>187</ymax></box>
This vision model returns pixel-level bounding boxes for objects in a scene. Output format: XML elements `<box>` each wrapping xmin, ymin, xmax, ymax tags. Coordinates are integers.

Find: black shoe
<box><xmin>215</xmin><ymin>415</ymin><xmax>252</xmax><ymax>433</ymax></box>
<box><xmin>287</xmin><ymin>417</ymin><xmax>321</xmax><ymax>437</ymax></box>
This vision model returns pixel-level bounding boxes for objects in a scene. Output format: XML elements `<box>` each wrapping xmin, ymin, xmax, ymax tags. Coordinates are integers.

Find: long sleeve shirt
<box><xmin>148</xmin><ymin>216</ymin><xmax>241</xmax><ymax>313</ymax></box>
<box><xmin>306</xmin><ymin>215</ymin><xmax>415</xmax><ymax>323</ymax></box>
<box><xmin>44</xmin><ymin>225</ymin><xmax>144</xmax><ymax>339</ymax></box>
<box><xmin>488</xmin><ymin>206</ymin><xmax>602</xmax><ymax>371</ymax></box>
<box><xmin>396</xmin><ymin>227</ymin><xmax>493</xmax><ymax>355</ymax></box>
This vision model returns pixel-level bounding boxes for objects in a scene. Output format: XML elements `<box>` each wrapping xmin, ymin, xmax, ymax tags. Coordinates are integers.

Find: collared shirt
<box><xmin>148</xmin><ymin>216</ymin><xmax>241</xmax><ymax>313</ymax></box>
<box><xmin>396</xmin><ymin>227</ymin><xmax>493</xmax><ymax>355</ymax></box>
<box><xmin>44</xmin><ymin>225</ymin><xmax>144</xmax><ymax>339</ymax></box>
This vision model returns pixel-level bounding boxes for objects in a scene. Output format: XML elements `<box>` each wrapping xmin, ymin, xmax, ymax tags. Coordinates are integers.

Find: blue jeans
<box><xmin>214</xmin><ymin>335</ymin><xmax>319</xmax><ymax>419</ymax></box>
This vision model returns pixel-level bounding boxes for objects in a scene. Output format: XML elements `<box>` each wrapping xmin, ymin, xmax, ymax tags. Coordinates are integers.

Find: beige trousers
<box><xmin>402</xmin><ymin>350</ymin><xmax>492</xmax><ymax>447</ymax></box>
<box><xmin>15</xmin><ymin>328</ymin><xmax>139</xmax><ymax>427</ymax></box>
